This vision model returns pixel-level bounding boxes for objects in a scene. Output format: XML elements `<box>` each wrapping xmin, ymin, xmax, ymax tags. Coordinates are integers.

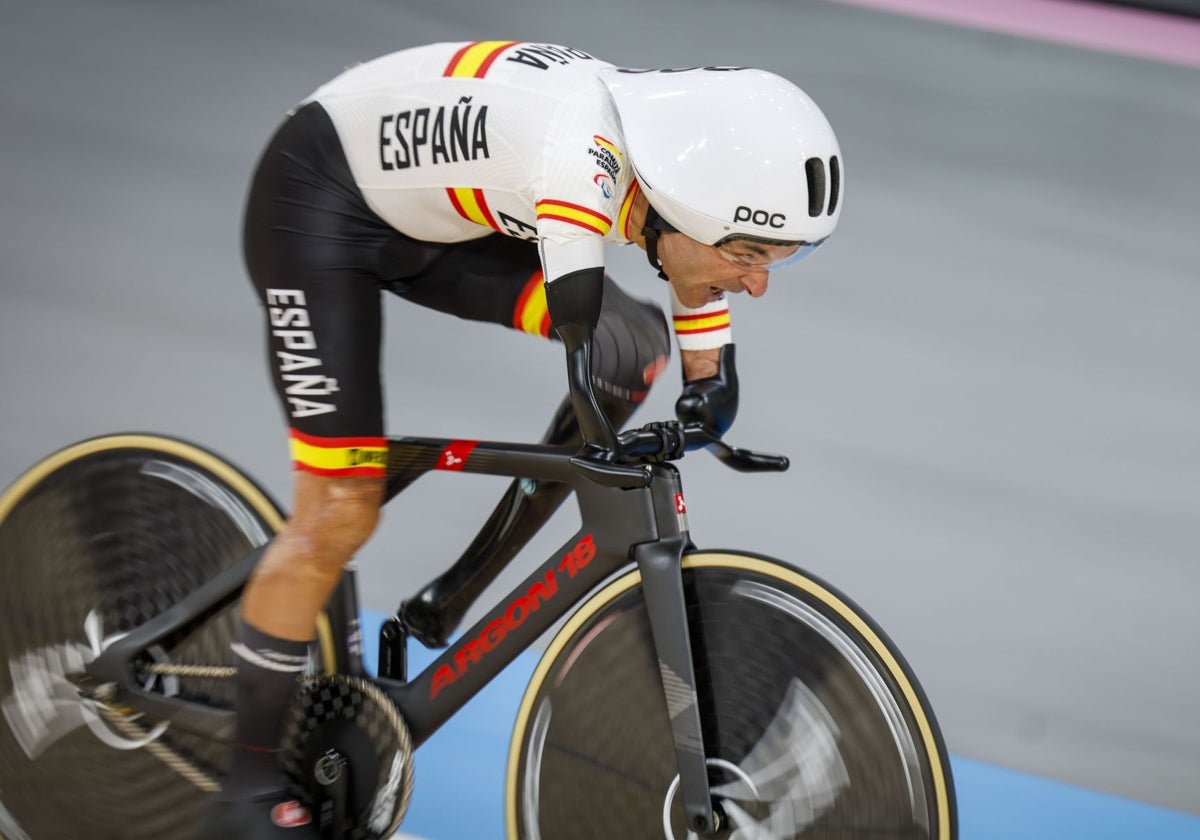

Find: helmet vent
<box><xmin>805</xmin><ymin>157</ymin><xmax>826</xmax><ymax>218</ymax></box>
<box><xmin>828</xmin><ymin>156</ymin><xmax>841</xmax><ymax>216</ymax></box>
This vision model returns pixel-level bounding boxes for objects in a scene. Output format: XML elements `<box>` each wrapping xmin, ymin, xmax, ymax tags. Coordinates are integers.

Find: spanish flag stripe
<box><xmin>446</xmin><ymin>187</ymin><xmax>471</xmax><ymax>220</ymax></box>
<box><xmin>447</xmin><ymin>188</ymin><xmax>501</xmax><ymax>231</ymax></box>
<box><xmin>673</xmin><ymin>309</ymin><xmax>730</xmax><ymax>322</ymax></box>
<box><xmin>289</xmin><ymin>428</ymin><xmax>386</xmax><ymax>449</ymax></box>
<box><xmin>674</xmin><ymin>313</ymin><xmax>731</xmax><ymax>332</ymax></box>
<box><xmin>474</xmin><ymin>44</ymin><xmax>514</xmax><ymax>77</ymax></box>
<box><xmin>513</xmin><ymin>271</ymin><xmax>550</xmax><ymax>336</ymax></box>
<box><xmin>673</xmin><ymin>322</ymin><xmax>731</xmax><ymax>335</ymax></box>
<box><xmin>444</xmin><ymin>41</ymin><xmax>519</xmax><ymax>78</ymax></box>
<box><xmin>472</xmin><ymin>188</ymin><xmax>501</xmax><ymax>231</ymax></box>
<box><xmin>535</xmin><ymin>200</ymin><xmax>612</xmax><ymax>235</ymax></box>
<box><xmin>290</xmin><ymin>432</ymin><xmax>386</xmax><ymax>475</ymax></box>
<box><xmin>676</xmin><ymin>309</ymin><xmax>729</xmax><ymax>319</ymax></box>
<box><xmin>618</xmin><ymin>181</ymin><xmax>640</xmax><ymax>240</ymax></box>
<box><xmin>675</xmin><ymin>316</ymin><xmax>730</xmax><ymax>331</ymax></box>
<box><xmin>513</xmin><ymin>271</ymin><xmax>542</xmax><ymax>329</ymax></box>
<box><xmin>444</xmin><ymin>43</ymin><xmax>475</xmax><ymax>76</ymax></box>
<box><xmin>537</xmin><ymin>199</ymin><xmax>610</xmax><ymax>220</ymax></box>
<box><xmin>291</xmin><ymin>437</ymin><xmax>386</xmax><ymax>462</ymax></box>
<box><xmin>537</xmin><ymin>213</ymin><xmax>608</xmax><ymax>235</ymax></box>
<box><xmin>522</xmin><ymin>295</ymin><xmax>550</xmax><ymax>337</ymax></box>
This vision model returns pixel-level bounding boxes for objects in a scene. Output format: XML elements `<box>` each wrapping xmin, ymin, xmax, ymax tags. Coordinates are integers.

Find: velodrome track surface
<box><xmin>1</xmin><ymin>0</ymin><xmax>1198</xmax><ymax>835</ymax></box>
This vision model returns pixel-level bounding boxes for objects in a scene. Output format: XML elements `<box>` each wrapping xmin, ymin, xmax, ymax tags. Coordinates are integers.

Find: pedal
<box><xmin>280</xmin><ymin>675</ymin><xmax>414</xmax><ymax>839</ymax></box>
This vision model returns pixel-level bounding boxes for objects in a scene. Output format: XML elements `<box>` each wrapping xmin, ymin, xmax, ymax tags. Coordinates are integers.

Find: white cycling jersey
<box><xmin>302</xmin><ymin>40</ymin><xmax>732</xmax><ymax>350</ymax></box>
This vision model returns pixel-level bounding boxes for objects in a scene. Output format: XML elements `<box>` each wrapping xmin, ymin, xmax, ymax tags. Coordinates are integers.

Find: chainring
<box><xmin>280</xmin><ymin>674</ymin><xmax>414</xmax><ymax>840</ymax></box>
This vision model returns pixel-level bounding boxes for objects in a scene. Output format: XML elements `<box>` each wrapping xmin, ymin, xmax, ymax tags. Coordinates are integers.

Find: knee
<box><xmin>592</xmin><ymin>278</ymin><xmax>671</xmax><ymax>404</ymax></box>
<box><xmin>258</xmin><ymin>474</ymin><xmax>383</xmax><ymax>586</ymax></box>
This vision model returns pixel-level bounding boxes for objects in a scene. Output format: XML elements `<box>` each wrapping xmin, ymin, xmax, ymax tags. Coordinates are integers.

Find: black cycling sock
<box><xmin>224</xmin><ymin>620</ymin><xmax>311</xmax><ymax>799</ymax></box>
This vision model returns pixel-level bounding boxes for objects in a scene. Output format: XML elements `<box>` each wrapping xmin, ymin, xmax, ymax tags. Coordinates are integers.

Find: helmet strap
<box><xmin>641</xmin><ymin>204</ymin><xmax>677</xmax><ymax>283</ymax></box>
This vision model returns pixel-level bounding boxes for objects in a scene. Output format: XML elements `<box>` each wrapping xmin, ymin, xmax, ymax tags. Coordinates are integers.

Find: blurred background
<box><xmin>1</xmin><ymin>0</ymin><xmax>1198</xmax><ymax>836</ymax></box>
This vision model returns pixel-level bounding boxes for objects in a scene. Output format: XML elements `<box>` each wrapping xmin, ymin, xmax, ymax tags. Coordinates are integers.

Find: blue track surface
<box><xmin>360</xmin><ymin>611</ymin><xmax>1200</xmax><ymax>840</ymax></box>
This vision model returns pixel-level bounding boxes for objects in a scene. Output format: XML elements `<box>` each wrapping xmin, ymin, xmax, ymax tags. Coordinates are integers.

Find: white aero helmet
<box><xmin>600</xmin><ymin>66</ymin><xmax>842</xmax><ymax>263</ymax></box>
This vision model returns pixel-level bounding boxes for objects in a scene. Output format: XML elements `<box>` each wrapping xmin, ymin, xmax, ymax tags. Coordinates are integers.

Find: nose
<box><xmin>739</xmin><ymin>271</ymin><xmax>769</xmax><ymax>298</ymax></box>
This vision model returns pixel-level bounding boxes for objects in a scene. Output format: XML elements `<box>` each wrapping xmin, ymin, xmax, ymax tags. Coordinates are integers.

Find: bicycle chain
<box><xmin>89</xmin><ymin>662</ymin><xmax>235</xmax><ymax>793</ymax></box>
<box><xmin>98</xmin><ymin>705</ymin><xmax>223</xmax><ymax>793</ymax></box>
<box><xmin>144</xmin><ymin>662</ymin><xmax>236</xmax><ymax>679</ymax></box>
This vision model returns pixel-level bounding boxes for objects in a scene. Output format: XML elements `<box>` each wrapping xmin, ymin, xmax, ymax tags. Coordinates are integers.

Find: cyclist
<box><xmin>207</xmin><ymin>40</ymin><xmax>842</xmax><ymax>836</ymax></box>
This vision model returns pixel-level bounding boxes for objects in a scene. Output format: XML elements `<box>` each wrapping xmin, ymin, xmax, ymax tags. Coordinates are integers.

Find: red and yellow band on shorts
<box><xmin>289</xmin><ymin>429</ymin><xmax>388</xmax><ymax>478</ymax></box>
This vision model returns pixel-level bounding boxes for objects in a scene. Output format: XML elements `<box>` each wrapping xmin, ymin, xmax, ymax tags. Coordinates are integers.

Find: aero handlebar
<box><xmin>569</xmin><ymin>422</ymin><xmax>789</xmax><ymax>488</ymax></box>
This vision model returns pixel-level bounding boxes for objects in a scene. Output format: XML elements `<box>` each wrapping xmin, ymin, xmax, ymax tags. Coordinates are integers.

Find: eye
<box><xmin>717</xmin><ymin>245</ymin><xmax>773</xmax><ymax>269</ymax></box>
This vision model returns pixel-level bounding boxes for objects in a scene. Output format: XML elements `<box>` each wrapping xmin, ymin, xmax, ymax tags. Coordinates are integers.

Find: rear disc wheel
<box><xmin>0</xmin><ymin>434</ymin><xmax>329</xmax><ymax>840</ymax></box>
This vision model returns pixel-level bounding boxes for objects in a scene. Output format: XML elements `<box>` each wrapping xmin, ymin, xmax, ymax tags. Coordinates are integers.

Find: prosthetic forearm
<box><xmin>545</xmin><ymin>268</ymin><xmax>621</xmax><ymax>455</ymax></box>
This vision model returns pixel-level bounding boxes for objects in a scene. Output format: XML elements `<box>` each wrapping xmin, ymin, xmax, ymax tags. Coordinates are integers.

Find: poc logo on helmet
<box><xmin>734</xmin><ymin>206</ymin><xmax>786</xmax><ymax>229</ymax></box>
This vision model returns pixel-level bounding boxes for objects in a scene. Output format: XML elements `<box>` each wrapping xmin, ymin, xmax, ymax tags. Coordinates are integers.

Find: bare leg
<box><xmin>225</xmin><ymin>473</ymin><xmax>382</xmax><ymax>796</ymax></box>
<box><xmin>243</xmin><ymin>473</ymin><xmax>383</xmax><ymax>639</ymax></box>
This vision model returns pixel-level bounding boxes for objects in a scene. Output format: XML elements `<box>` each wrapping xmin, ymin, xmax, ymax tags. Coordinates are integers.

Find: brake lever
<box><xmin>683</xmin><ymin>425</ymin><xmax>790</xmax><ymax>473</ymax></box>
<box><xmin>710</xmin><ymin>442</ymin><xmax>790</xmax><ymax>473</ymax></box>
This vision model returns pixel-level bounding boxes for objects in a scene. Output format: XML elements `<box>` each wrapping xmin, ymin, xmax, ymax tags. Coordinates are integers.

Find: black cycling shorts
<box><xmin>243</xmin><ymin>102</ymin><xmax>669</xmax><ymax>478</ymax></box>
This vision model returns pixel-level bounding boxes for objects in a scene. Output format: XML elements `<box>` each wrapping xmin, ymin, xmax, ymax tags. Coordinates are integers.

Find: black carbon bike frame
<box><xmin>85</xmin><ymin>423</ymin><xmax>787</xmax><ymax>835</ymax></box>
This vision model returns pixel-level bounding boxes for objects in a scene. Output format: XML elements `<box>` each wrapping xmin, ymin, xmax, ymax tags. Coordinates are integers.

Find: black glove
<box><xmin>675</xmin><ymin>343</ymin><xmax>738</xmax><ymax>436</ymax></box>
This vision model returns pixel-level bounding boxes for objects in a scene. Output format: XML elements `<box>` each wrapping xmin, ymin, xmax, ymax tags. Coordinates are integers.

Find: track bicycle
<box><xmin>0</xmin><ymin>418</ymin><xmax>957</xmax><ymax>839</ymax></box>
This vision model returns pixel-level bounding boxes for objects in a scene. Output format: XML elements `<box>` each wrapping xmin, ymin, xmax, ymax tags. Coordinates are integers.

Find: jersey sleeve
<box><xmin>668</xmin><ymin>285</ymin><xmax>734</xmax><ymax>351</ymax></box>
<box><xmin>535</xmin><ymin>85</ymin><xmax>631</xmax><ymax>283</ymax></box>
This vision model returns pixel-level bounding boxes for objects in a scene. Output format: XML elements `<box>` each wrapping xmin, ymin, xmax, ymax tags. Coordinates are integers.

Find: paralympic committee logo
<box><xmin>593</xmin><ymin>172</ymin><xmax>613</xmax><ymax>199</ymax></box>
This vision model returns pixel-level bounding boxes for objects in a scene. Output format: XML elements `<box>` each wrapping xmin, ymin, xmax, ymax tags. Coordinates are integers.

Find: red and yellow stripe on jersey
<box><xmin>443</xmin><ymin>42</ymin><xmax>519</xmax><ymax>227</ymax></box>
<box><xmin>673</xmin><ymin>307</ymin><xmax>731</xmax><ymax>337</ymax></box>
<box><xmin>617</xmin><ymin>181</ymin><xmax>641</xmax><ymax>241</ymax></box>
<box><xmin>535</xmin><ymin>200</ymin><xmax>612</xmax><ymax>236</ymax></box>
<box><xmin>289</xmin><ymin>429</ymin><xmax>387</xmax><ymax>478</ymax></box>
<box><xmin>447</xmin><ymin>187</ymin><xmax>501</xmax><ymax>231</ymax></box>
<box><xmin>513</xmin><ymin>270</ymin><xmax>551</xmax><ymax>337</ymax></box>
<box><xmin>443</xmin><ymin>41</ymin><xmax>520</xmax><ymax>78</ymax></box>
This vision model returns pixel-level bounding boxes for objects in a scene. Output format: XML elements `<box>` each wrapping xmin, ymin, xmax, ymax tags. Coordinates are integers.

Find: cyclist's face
<box><xmin>659</xmin><ymin>232</ymin><xmax>771</xmax><ymax>309</ymax></box>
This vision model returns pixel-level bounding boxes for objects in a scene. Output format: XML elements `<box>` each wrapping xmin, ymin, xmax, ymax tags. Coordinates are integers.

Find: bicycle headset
<box><xmin>599</xmin><ymin>66</ymin><xmax>844</xmax><ymax>276</ymax></box>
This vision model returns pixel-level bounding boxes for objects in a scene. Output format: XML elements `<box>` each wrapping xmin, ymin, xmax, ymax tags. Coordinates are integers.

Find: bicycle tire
<box><xmin>0</xmin><ymin>434</ymin><xmax>338</xmax><ymax>840</ymax></box>
<box><xmin>506</xmin><ymin>550</ymin><xmax>956</xmax><ymax>840</ymax></box>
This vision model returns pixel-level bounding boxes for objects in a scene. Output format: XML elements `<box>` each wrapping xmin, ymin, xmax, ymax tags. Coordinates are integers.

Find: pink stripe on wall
<box><xmin>831</xmin><ymin>0</ymin><xmax>1200</xmax><ymax>69</ymax></box>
